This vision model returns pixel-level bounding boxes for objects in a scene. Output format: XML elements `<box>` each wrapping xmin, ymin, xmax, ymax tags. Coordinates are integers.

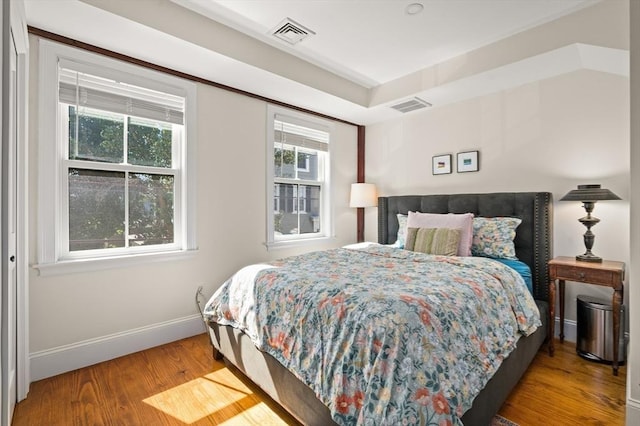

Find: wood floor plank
<box><xmin>13</xmin><ymin>335</ymin><xmax>626</xmax><ymax>425</ymax></box>
<box><xmin>498</xmin><ymin>339</ymin><xmax>626</xmax><ymax>425</ymax></box>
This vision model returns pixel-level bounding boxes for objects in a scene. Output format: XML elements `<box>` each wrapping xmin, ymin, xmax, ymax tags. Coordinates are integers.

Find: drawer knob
<box><xmin>578</xmin><ymin>272</ymin><xmax>586</xmax><ymax>279</ymax></box>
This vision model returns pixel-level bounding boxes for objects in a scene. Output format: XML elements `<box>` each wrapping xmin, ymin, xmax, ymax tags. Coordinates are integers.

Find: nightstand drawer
<box><xmin>552</xmin><ymin>265</ymin><xmax>614</xmax><ymax>285</ymax></box>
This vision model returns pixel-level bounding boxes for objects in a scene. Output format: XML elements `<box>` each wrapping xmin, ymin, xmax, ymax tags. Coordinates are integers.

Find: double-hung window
<box><xmin>267</xmin><ymin>106</ymin><xmax>332</xmax><ymax>248</ymax></box>
<box><xmin>37</xmin><ymin>41</ymin><xmax>196</xmax><ymax>273</ymax></box>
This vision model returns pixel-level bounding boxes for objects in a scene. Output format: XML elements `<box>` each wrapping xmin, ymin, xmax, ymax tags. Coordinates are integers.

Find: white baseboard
<box><xmin>554</xmin><ymin>317</ymin><xmax>577</xmax><ymax>343</ymax></box>
<box><xmin>553</xmin><ymin>317</ymin><xmax>630</xmax><ymax>346</ymax></box>
<box><xmin>30</xmin><ymin>314</ymin><xmax>206</xmax><ymax>381</ymax></box>
<box><xmin>24</xmin><ymin>315</ymin><xmax>616</xmax><ymax>382</ymax></box>
<box><xmin>627</xmin><ymin>398</ymin><xmax>640</xmax><ymax>425</ymax></box>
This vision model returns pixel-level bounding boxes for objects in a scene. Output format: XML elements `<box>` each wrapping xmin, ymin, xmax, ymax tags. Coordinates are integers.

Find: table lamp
<box><xmin>560</xmin><ymin>184</ymin><xmax>621</xmax><ymax>262</ymax></box>
<box><xmin>350</xmin><ymin>183</ymin><xmax>377</xmax><ymax>242</ymax></box>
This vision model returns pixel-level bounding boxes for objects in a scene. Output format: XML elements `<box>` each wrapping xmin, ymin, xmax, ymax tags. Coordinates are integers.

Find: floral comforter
<box><xmin>203</xmin><ymin>245</ymin><xmax>541</xmax><ymax>425</ymax></box>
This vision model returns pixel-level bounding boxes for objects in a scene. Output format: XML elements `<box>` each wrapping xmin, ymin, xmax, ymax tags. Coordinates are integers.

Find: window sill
<box><xmin>33</xmin><ymin>249</ymin><xmax>199</xmax><ymax>277</ymax></box>
<box><xmin>265</xmin><ymin>236</ymin><xmax>335</xmax><ymax>251</ymax></box>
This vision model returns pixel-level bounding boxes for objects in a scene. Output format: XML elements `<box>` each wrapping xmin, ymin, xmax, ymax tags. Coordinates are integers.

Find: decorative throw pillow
<box><xmin>407</xmin><ymin>212</ymin><xmax>474</xmax><ymax>256</ymax></box>
<box><xmin>394</xmin><ymin>214</ymin><xmax>408</xmax><ymax>248</ymax></box>
<box><xmin>405</xmin><ymin>227</ymin><xmax>461</xmax><ymax>256</ymax></box>
<box><xmin>471</xmin><ymin>217</ymin><xmax>522</xmax><ymax>260</ymax></box>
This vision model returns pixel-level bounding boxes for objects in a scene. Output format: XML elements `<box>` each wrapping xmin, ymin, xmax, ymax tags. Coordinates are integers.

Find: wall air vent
<box><xmin>390</xmin><ymin>97</ymin><xmax>432</xmax><ymax>113</ymax></box>
<box><xmin>271</xmin><ymin>18</ymin><xmax>315</xmax><ymax>45</ymax></box>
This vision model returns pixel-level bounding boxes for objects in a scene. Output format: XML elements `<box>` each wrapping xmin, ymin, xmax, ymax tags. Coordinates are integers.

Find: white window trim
<box><xmin>35</xmin><ymin>40</ymin><xmax>198</xmax><ymax>275</ymax></box>
<box><xmin>266</xmin><ymin>105</ymin><xmax>334</xmax><ymax>250</ymax></box>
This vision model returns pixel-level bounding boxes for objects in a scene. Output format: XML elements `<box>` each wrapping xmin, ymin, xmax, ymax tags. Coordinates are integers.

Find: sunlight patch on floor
<box><xmin>217</xmin><ymin>402</ymin><xmax>291</xmax><ymax>426</ymax></box>
<box><xmin>143</xmin><ymin>368</ymin><xmax>254</xmax><ymax>424</ymax></box>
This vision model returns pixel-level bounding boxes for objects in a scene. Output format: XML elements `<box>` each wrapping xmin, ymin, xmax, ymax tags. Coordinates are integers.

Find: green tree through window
<box><xmin>65</xmin><ymin>105</ymin><xmax>178</xmax><ymax>252</ymax></box>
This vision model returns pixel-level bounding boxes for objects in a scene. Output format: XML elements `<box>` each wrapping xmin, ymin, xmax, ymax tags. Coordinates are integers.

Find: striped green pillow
<box><xmin>405</xmin><ymin>227</ymin><xmax>461</xmax><ymax>256</ymax></box>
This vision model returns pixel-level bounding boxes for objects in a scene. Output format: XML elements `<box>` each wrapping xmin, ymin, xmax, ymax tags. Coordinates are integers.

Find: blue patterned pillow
<box><xmin>393</xmin><ymin>214</ymin><xmax>408</xmax><ymax>248</ymax></box>
<box><xmin>472</xmin><ymin>217</ymin><xmax>522</xmax><ymax>260</ymax></box>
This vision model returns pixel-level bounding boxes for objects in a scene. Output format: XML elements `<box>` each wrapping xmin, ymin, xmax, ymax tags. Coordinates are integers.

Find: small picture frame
<box><xmin>432</xmin><ymin>154</ymin><xmax>452</xmax><ymax>175</ymax></box>
<box><xmin>457</xmin><ymin>151</ymin><xmax>479</xmax><ymax>173</ymax></box>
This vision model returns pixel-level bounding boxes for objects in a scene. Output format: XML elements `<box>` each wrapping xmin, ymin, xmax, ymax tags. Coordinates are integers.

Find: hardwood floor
<box><xmin>499</xmin><ymin>340</ymin><xmax>627</xmax><ymax>425</ymax></box>
<box><xmin>13</xmin><ymin>334</ymin><xmax>626</xmax><ymax>425</ymax></box>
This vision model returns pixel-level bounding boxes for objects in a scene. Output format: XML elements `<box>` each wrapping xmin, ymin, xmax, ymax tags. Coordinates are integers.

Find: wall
<box><xmin>26</xmin><ymin>35</ymin><xmax>358</xmax><ymax>380</ymax></box>
<box><xmin>365</xmin><ymin>68</ymin><xmax>630</xmax><ymax>338</ymax></box>
<box><xmin>627</xmin><ymin>0</ymin><xmax>639</xmax><ymax>422</ymax></box>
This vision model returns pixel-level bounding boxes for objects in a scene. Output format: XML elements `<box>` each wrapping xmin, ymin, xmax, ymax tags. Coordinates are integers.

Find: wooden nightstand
<box><xmin>548</xmin><ymin>256</ymin><xmax>625</xmax><ymax>375</ymax></box>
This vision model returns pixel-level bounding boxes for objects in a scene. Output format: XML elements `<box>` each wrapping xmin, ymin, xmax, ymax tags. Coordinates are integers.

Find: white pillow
<box><xmin>407</xmin><ymin>212</ymin><xmax>474</xmax><ymax>256</ymax></box>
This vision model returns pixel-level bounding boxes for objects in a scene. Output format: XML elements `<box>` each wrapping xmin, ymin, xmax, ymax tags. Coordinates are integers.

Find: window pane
<box><xmin>274</xmin><ymin>146</ymin><xmax>296</xmax><ymax>178</ymax></box>
<box><xmin>273</xmin><ymin>183</ymin><xmax>281</xmax><ymax>213</ymax></box>
<box><xmin>128</xmin><ymin>117</ymin><xmax>173</xmax><ymax>168</ymax></box>
<box><xmin>68</xmin><ymin>106</ymin><xmax>124</xmax><ymax>163</ymax></box>
<box><xmin>129</xmin><ymin>173</ymin><xmax>174</xmax><ymax>246</ymax></box>
<box><xmin>307</xmin><ymin>185</ymin><xmax>321</xmax><ymax>233</ymax></box>
<box><xmin>297</xmin><ymin>152</ymin><xmax>309</xmax><ymax>170</ymax></box>
<box><xmin>297</xmin><ymin>151</ymin><xmax>318</xmax><ymax>180</ymax></box>
<box><xmin>69</xmin><ymin>168</ymin><xmax>125</xmax><ymax>251</ymax></box>
<box><xmin>273</xmin><ymin>183</ymin><xmax>321</xmax><ymax>235</ymax></box>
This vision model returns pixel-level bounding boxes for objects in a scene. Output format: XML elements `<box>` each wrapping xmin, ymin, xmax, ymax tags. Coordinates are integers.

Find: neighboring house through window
<box><xmin>36</xmin><ymin>40</ymin><xmax>197</xmax><ymax>274</ymax></box>
<box><xmin>267</xmin><ymin>106</ymin><xmax>332</xmax><ymax>248</ymax></box>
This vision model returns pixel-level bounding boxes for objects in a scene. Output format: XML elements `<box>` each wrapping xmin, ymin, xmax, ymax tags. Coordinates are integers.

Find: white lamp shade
<box><xmin>350</xmin><ymin>183</ymin><xmax>378</xmax><ymax>208</ymax></box>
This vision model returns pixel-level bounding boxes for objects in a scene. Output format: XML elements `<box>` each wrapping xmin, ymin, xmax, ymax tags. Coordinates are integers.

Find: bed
<box><xmin>203</xmin><ymin>192</ymin><xmax>553</xmax><ymax>426</ymax></box>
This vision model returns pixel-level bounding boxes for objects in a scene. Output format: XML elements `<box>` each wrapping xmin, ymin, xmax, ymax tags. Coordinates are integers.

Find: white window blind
<box><xmin>59</xmin><ymin>68</ymin><xmax>185</xmax><ymax>125</ymax></box>
<box><xmin>274</xmin><ymin>115</ymin><xmax>329</xmax><ymax>152</ymax></box>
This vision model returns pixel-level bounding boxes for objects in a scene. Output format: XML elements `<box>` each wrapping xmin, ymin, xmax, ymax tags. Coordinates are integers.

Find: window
<box><xmin>37</xmin><ymin>41</ymin><xmax>196</xmax><ymax>273</ymax></box>
<box><xmin>267</xmin><ymin>106</ymin><xmax>332</xmax><ymax>248</ymax></box>
<box><xmin>297</xmin><ymin>152</ymin><xmax>310</xmax><ymax>172</ymax></box>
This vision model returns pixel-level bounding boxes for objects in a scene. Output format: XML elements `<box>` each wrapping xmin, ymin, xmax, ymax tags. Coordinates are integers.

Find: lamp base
<box><xmin>576</xmin><ymin>253</ymin><xmax>603</xmax><ymax>263</ymax></box>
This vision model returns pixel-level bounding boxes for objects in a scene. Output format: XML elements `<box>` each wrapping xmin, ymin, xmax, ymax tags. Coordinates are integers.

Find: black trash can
<box><xmin>576</xmin><ymin>295</ymin><xmax>626</xmax><ymax>363</ymax></box>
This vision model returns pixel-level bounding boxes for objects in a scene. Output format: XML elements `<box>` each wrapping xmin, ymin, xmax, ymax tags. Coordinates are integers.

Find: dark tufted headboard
<box><xmin>378</xmin><ymin>192</ymin><xmax>553</xmax><ymax>302</ymax></box>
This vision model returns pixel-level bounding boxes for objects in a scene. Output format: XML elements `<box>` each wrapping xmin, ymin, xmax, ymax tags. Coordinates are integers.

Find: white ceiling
<box><xmin>24</xmin><ymin>0</ymin><xmax>625</xmax><ymax>125</ymax></box>
<box><xmin>175</xmin><ymin>0</ymin><xmax>598</xmax><ymax>87</ymax></box>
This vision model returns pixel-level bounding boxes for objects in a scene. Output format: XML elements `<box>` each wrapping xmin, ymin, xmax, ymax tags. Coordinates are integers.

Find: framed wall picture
<box><xmin>432</xmin><ymin>154</ymin><xmax>452</xmax><ymax>175</ymax></box>
<box><xmin>457</xmin><ymin>150</ymin><xmax>479</xmax><ymax>173</ymax></box>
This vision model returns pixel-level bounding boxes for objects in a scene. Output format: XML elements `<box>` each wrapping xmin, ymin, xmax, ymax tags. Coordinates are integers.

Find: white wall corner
<box><xmin>29</xmin><ymin>314</ymin><xmax>207</xmax><ymax>381</ymax></box>
<box><xmin>627</xmin><ymin>398</ymin><xmax>640</xmax><ymax>426</ymax></box>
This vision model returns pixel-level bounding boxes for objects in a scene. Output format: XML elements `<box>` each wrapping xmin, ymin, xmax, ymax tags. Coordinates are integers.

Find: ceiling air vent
<box><xmin>390</xmin><ymin>97</ymin><xmax>432</xmax><ymax>113</ymax></box>
<box><xmin>271</xmin><ymin>18</ymin><xmax>315</xmax><ymax>45</ymax></box>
